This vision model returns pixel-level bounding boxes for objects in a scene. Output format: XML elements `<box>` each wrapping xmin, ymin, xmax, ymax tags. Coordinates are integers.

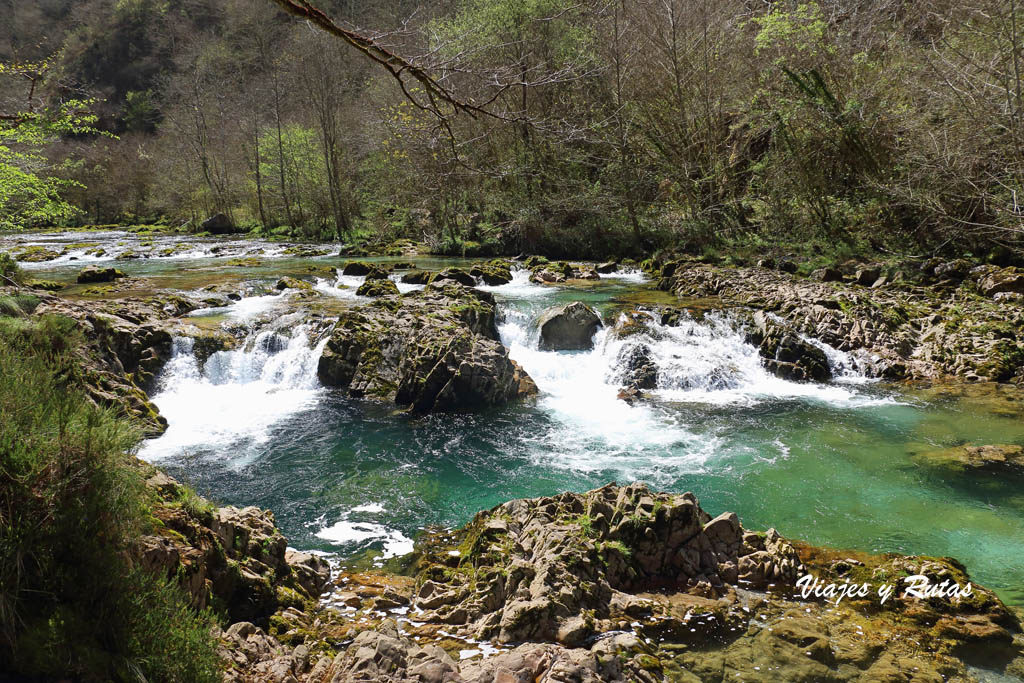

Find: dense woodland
<box><xmin>2</xmin><ymin>0</ymin><xmax>1024</xmax><ymax>260</ymax></box>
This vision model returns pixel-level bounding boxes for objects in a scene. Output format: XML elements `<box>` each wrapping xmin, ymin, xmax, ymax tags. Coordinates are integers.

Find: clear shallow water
<box><xmin>9</xmin><ymin>230</ymin><xmax>1024</xmax><ymax>607</ymax></box>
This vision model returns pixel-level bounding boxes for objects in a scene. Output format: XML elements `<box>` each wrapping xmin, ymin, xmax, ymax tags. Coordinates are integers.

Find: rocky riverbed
<box><xmin>5</xmin><ymin>237</ymin><xmax>1024</xmax><ymax>680</ymax></box>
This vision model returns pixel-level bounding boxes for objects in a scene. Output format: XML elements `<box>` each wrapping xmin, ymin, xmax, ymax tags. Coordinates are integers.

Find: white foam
<box><xmin>140</xmin><ymin>327</ymin><xmax>327</xmax><ymax>463</ymax></box>
<box><xmin>315</xmin><ymin>521</ymin><xmax>414</xmax><ymax>559</ymax></box>
<box><xmin>475</xmin><ymin>268</ymin><xmax>558</xmax><ymax>298</ymax></box>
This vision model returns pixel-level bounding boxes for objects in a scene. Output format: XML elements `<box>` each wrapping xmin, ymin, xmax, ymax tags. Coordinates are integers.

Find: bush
<box><xmin>0</xmin><ymin>315</ymin><xmax>221</xmax><ymax>681</ymax></box>
<box><xmin>0</xmin><ymin>251</ymin><xmax>21</xmax><ymax>285</ymax></box>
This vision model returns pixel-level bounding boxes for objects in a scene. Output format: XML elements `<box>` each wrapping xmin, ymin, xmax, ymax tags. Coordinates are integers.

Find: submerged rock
<box><xmin>538</xmin><ymin>301</ymin><xmax>602</xmax><ymax>350</ymax></box>
<box><xmin>317</xmin><ymin>282</ymin><xmax>537</xmax><ymax>412</ymax></box>
<box><xmin>913</xmin><ymin>443</ymin><xmax>1024</xmax><ymax>473</ymax></box>
<box><xmin>77</xmin><ymin>266</ymin><xmax>127</xmax><ymax>284</ymax></box>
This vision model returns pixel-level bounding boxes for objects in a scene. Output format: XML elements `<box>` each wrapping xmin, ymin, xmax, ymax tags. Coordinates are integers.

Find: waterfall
<box><xmin>140</xmin><ymin>324</ymin><xmax>328</xmax><ymax>463</ymax></box>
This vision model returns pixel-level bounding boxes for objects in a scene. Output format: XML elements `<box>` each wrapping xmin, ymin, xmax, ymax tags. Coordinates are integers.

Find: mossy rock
<box><xmin>357</xmin><ymin>279</ymin><xmax>400</xmax><ymax>297</ymax></box>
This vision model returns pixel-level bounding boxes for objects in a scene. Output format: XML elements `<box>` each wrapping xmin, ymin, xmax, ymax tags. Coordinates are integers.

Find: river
<box><xmin>8</xmin><ymin>228</ymin><xmax>1024</xmax><ymax>608</ymax></box>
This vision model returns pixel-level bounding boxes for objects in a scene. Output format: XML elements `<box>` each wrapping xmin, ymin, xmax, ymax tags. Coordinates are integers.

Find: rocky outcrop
<box><xmin>747</xmin><ymin>310</ymin><xmax>832</xmax><ymax>382</ymax></box>
<box><xmin>32</xmin><ymin>293</ymin><xmax>203</xmax><ymax>435</ymax></box>
<box><xmin>409</xmin><ymin>483</ymin><xmax>803</xmax><ymax>647</ymax></box>
<box><xmin>664</xmin><ymin>261</ymin><xmax>1024</xmax><ymax>382</ymax></box>
<box><xmin>139</xmin><ymin>464</ymin><xmax>330</xmax><ymax>627</ymax></box>
<box><xmin>537</xmin><ymin>301</ymin><xmax>603</xmax><ymax>350</ymax></box>
<box><xmin>317</xmin><ymin>282</ymin><xmax>537</xmax><ymax>412</ymax></box>
<box><xmin>181</xmin><ymin>482</ymin><xmax>1024</xmax><ymax>682</ymax></box>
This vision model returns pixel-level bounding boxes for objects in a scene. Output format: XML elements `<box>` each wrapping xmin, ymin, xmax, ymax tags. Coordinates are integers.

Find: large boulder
<box><xmin>77</xmin><ymin>266</ymin><xmax>127</xmax><ymax>284</ymax></box>
<box><xmin>409</xmin><ymin>483</ymin><xmax>804</xmax><ymax>645</ymax></box>
<box><xmin>201</xmin><ymin>212</ymin><xmax>234</xmax><ymax>234</ymax></box>
<box><xmin>317</xmin><ymin>282</ymin><xmax>537</xmax><ymax>412</ymax></box>
<box><xmin>748</xmin><ymin>310</ymin><xmax>832</xmax><ymax>382</ymax></box>
<box><xmin>537</xmin><ymin>301</ymin><xmax>602</xmax><ymax>351</ymax></box>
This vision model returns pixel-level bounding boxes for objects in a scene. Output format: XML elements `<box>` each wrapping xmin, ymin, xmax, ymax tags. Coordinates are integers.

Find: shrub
<box><xmin>0</xmin><ymin>315</ymin><xmax>221</xmax><ymax>681</ymax></box>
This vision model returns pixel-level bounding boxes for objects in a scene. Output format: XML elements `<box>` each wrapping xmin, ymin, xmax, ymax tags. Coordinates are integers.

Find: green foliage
<box><xmin>0</xmin><ymin>315</ymin><xmax>220</xmax><ymax>681</ymax></box>
<box><xmin>0</xmin><ymin>89</ymin><xmax>104</xmax><ymax>230</ymax></box>
<box><xmin>0</xmin><ymin>251</ymin><xmax>22</xmax><ymax>285</ymax></box>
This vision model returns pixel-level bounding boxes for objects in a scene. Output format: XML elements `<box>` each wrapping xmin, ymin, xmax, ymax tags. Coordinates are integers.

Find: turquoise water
<box><xmin>7</xmin><ymin>230</ymin><xmax>1024</xmax><ymax>608</ymax></box>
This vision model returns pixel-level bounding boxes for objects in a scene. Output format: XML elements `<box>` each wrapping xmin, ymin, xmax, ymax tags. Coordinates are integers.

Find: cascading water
<box><xmin>140</xmin><ymin>323</ymin><xmax>328</xmax><ymax>463</ymax></box>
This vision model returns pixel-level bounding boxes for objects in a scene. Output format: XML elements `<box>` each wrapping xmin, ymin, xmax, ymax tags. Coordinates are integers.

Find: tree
<box><xmin>0</xmin><ymin>60</ymin><xmax>101</xmax><ymax>230</ymax></box>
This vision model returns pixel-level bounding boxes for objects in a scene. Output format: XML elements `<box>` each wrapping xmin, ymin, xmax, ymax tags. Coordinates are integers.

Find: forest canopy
<box><xmin>1</xmin><ymin>0</ymin><xmax>1023</xmax><ymax>261</ymax></box>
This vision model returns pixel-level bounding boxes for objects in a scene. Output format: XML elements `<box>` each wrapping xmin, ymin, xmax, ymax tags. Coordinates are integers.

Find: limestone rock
<box><xmin>355</xmin><ymin>278</ymin><xmax>399</xmax><ymax>297</ymax></box>
<box><xmin>537</xmin><ymin>301</ymin><xmax>603</xmax><ymax>351</ymax></box>
<box><xmin>317</xmin><ymin>282</ymin><xmax>537</xmax><ymax>412</ymax></box>
<box><xmin>748</xmin><ymin>311</ymin><xmax>832</xmax><ymax>382</ymax></box>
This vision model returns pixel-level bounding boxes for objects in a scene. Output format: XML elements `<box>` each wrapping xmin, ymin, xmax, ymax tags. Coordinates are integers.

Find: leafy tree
<box><xmin>0</xmin><ymin>60</ymin><xmax>103</xmax><ymax>230</ymax></box>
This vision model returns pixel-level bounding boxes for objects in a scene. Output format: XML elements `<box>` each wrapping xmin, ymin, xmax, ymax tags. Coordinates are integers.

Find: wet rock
<box><xmin>597</xmin><ymin>261</ymin><xmax>618</xmax><ymax>274</ymax></box>
<box><xmin>275</xmin><ymin>276</ymin><xmax>313</xmax><ymax>291</ymax></box>
<box><xmin>341</xmin><ymin>261</ymin><xmax>379</xmax><ymax>277</ymax></box>
<box><xmin>531</xmin><ymin>268</ymin><xmax>565</xmax><ymax>284</ymax></box>
<box><xmin>748</xmin><ymin>311</ymin><xmax>831</xmax><ymax>382</ymax></box>
<box><xmin>432</xmin><ymin>267</ymin><xmax>476</xmax><ymax>287</ymax></box>
<box><xmin>615</xmin><ymin>343</ymin><xmax>658</xmax><ymax>389</ymax></box>
<box><xmin>77</xmin><ymin>266</ymin><xmax>127</xmax><ymax>284</ymax></box>
<box><xmin>537</xmin><ymin>301</ymin><xmax>603</xmax><ymax>351</ymax></box>
<box><xmin>400</xmin><ymin>270</ymin><xmax>433</xmax><ymax>285</ymax></box>
<box><xmin>617</xmin><ymin>386</ymin><xmax>644</xmax><ymax>404</ymax></box>
<box><xmin>317</xmin><ymin>282</ymin><xmax>537</xmax><ymax>412</ymax></box>
<box><xmin>356</xmin><ymin>278</ymin><xmax>399</xmax><ymax>297</ymax></box>
<box><xmin>470</xmin><ymin>260</ymin><xmax>513</xmax><ymax>285</ymax></box>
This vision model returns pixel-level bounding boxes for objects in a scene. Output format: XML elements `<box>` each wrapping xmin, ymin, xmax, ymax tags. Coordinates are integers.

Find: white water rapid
<box><xmin>140</xmin><ymin>323</ymin><xmax>327</xmax><ymax>463</ymax></box>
